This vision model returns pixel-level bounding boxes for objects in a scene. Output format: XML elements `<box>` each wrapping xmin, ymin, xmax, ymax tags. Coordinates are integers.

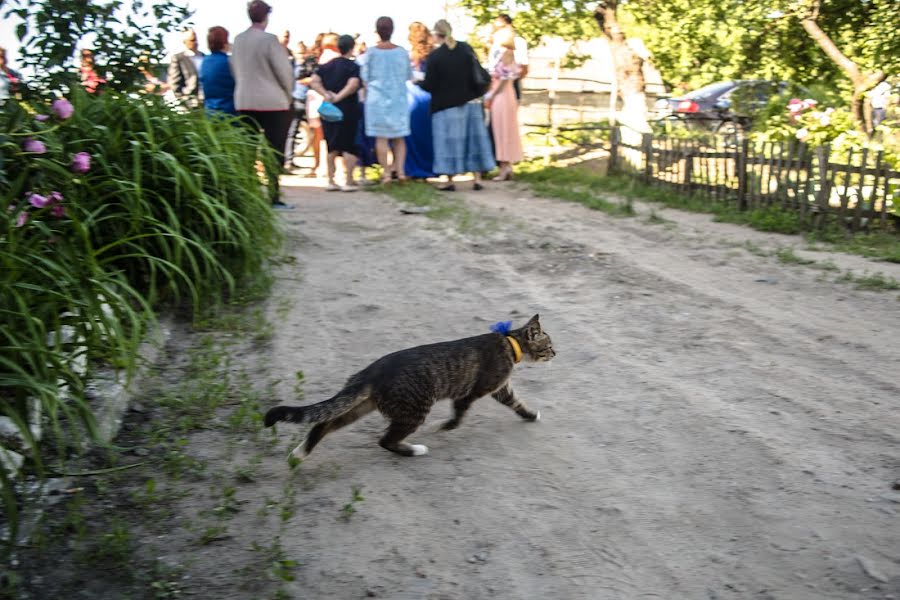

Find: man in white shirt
<box><xmin>490</xmin><ymin>14</ymin><xmax>529</xmax><ymax>102</ymax></box>
<box><xmin>870</xmin><ymin>79</ymin><xmax>892</xmax><ymax>128</ymax></box>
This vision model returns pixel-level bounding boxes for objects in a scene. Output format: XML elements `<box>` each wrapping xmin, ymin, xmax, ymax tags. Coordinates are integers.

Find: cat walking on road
<box><xmin>264</xmin><ymin>315</ymin><xmax>554</xmax><ymax>459</ymax></box>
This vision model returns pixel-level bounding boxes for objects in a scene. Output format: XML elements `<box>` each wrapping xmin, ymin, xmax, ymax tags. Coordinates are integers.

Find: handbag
<box><xmin>468</xmin><ymin>45</ymin><xmax>491</xmax><ymax>97</ymax></box>
<box><xmin>318</xmin><ymin>101</ymin><xmax>343</xmax><ymax>122</ymax></box>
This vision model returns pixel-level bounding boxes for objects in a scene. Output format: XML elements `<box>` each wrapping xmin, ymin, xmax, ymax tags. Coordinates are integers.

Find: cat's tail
<box><xmin>263</xmin><ymin>384</ymin><xmax>370</xmax><ymax>427</ymax></box>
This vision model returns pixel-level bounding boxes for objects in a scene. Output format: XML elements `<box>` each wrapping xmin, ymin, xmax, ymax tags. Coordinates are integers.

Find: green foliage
<box><xmin>5</xmin><ymin>0</ymin><xmax>191</xmax><ymax>94</ymax></box>
<box><xmin>0</xmin><ymin>90</ymin><xmax>281</xmax><ymax>547</ymax></box>
<box><xmin>624</xmin><ymin>0</ymin><xmax>900</xmax><ymax>97</ymax></box>
<box><xmin>339</xmin><ymin>485</ymin><xmax>365</xmax><ymax>521</ymax></box>
<box><xmin>752</xmin><ymin>98</ymin><xmax>900</xmax><ymax>168</ymax></box>
<box><xmin>521</xmin><ymin>165</ymin><xmax>900</xmax><ymax>261</ymax></box>
<box><xmin>458</xmin><ymin>0</ymin><xmax>599</xmax><ymax>49</ymax></box>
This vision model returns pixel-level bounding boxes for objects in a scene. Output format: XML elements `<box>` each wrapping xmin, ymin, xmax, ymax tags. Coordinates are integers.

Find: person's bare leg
<box><xmin>375</xmin><ymin>137</ymin><xmax>391</xmax><ymax>183</ymax></box>
<box><xmin>392</xmin><ymin>138</ymin><xmax>407</xmax><ymax>180</ymax></box>
<box><xmin>342</xmin><ymin>153</ymin><xmax>358</xmax><ymax>188</ymax></box>
<box><xmin>310</xmin><ymin>127</ymin><xmax>323</xmax><ymax>175</ymax></box>
<box><xmin>326</xmin><ymin>151</ymin><xmax>338</xmax><ymax>187</ymax></box>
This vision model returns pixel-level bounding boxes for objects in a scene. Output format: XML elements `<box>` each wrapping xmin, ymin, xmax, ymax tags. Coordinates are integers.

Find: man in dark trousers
<box><xmin>168</xmin><ymin>28</ymin><xmax>205</xmax><ymax>108</ymax></box>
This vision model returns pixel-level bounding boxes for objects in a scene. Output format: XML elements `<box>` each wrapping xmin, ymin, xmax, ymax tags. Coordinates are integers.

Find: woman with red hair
<box><xmin>199</xmin><ymin>26</ymin><xmax>236</xmax><ymax>115</ymax></box>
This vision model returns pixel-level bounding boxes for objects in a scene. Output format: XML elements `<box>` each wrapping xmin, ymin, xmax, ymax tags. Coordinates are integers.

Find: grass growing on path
<box><xmin>518</xmin><ymin>163</ymin><xmax>900</xmax><ymax>263</ymax></box>
<box><xmin>8</xmin><ymin>297</ymin><xmax>304</xmax><ymax>599</ymax></box>
<box><xmin>377</xmin><ymin>181</ymin><xmax>497</xmax><ymax>235</ymax></box>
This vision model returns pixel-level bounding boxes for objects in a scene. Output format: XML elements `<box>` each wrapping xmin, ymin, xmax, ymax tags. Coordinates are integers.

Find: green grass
<box><xmin>776</xmin><ymin>247</ymin><xmax>817</xmax><ymax>265</ymax></box>
<box><xmin>339</xmin><ymin>485</ymin><xmax>365</xmax><ymax>521</ymax></box>
<box><xmin>849</xmin><ymin>271</ymin><xmax>900</xmax><ymax>291</ymax></box>
<box><xmin>518</xmin><ymin>163</ymin><xmax>900</xmax><ymax>262</ymax></box>
<box><xmin>378</xmin><ymin>181</ymin><xmax>496</xmax><ymax>234</ymax></box>
<box><xmin>1</xmin><ymin>89</ymin><xmax>284</xmax><ymax>544</ymax></box>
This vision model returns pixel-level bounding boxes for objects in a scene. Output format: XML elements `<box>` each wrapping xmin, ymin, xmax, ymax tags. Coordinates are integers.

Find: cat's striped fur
<box><xmin>264</xmin><ymin>315</ymin><xmax>554</xmax><ymax>459</ymax></box>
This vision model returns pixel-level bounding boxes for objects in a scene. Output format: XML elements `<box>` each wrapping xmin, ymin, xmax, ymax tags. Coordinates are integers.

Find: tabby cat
<box><xmin>264</xmin><ymin>314</ymin><xmax>555</xmax><ymax>459</ymax></box>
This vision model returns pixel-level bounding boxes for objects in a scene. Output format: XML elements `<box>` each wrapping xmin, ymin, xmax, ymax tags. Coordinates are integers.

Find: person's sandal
<box><xmin>326</xmin><ymin>182</ymin><xmax>340</xmax><ymax>191</ymax></box>
<box><xmin>438</xmin><ymin>183</ymin><xmax>456</xmax><ymax>192</ymax></box>
<box><xmin>473</xmin><ymin>182</ymin><xmax>484</xmax><ymax>191</ymax></box>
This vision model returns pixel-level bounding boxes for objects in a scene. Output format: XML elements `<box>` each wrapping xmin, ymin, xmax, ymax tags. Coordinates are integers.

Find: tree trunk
<box><xmin>800</xmin><ymin>0</ymin><xmax>883</xmax><ymax>136</ymax></box>
<box><xmin>595</xmin><ymin>1</ymin><xmax>649</xmax><ymax>168</ymax></box>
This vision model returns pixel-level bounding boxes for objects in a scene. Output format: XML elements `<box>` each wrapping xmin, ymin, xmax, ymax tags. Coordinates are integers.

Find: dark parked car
<box><xmin>654</xmin><ymin>79</ymin><xmax>800</xmax><ymax>137</ymax></box>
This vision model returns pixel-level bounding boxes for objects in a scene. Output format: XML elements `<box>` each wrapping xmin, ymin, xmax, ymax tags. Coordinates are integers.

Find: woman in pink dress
<box><xmin>485</xmin><ymin>29</ymin><xmax>523</xmax><ymax>181</ymax></box>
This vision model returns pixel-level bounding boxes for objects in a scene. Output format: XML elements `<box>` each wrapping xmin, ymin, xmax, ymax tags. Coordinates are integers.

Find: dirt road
<box><xmin>25</xmin><ymin>175</ymin><xmax>899</xmax><ymax>600</ymax></box>
<box><xmin>223</xmin><ymin>176</ymin><xmax>898</xmax><ymax>600</ymax></box>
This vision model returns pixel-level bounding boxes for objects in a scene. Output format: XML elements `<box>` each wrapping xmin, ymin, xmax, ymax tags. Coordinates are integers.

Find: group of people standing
<box><xmin>172</xmin><ymin>2</ymin><xmax>529</xmax><ymax>203</ymax></box>
<box><xmin>0</xmin><ymin>1</ymin><xmax>531</xmax><ymax>207</ymax></box>
<box><xmin>301</xmin><ymin>13</ymin><xmax>528</xmax><ymax>192</ymax></box>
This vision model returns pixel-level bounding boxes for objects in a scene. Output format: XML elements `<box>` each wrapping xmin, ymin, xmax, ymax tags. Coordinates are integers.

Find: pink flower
<box><xmin>28</xmin><ymin>193</ymin><xmax>50</xmax><ymax>208</ymax></box>
<box><xmin>23</xmin><ymin>138</ymin><xmax>47</xmax><ymax>153</ymax></box>
<box><xmin>49</xmin><ymin>191</ymin><xmax>64</xmax><ymax>203</ymax></box>
<box><xmin>71</xmin><ymin>151</ymin><xmax>91</xmax><ymax>173</ymax></box>
<box><xmin>51</xmin><ymin>204</ymin><xmax>66</xmax><ymax>218</ymax></box>
<box><xmin>52</xmin><ymin>98</ymin><xmax>74</xmax><ymax>120</ymax></box>
<box><xmin>16</xmin><ymin>212</ymin><xmax>28</xmax><ymax>227</ymax></box>
<box><xmin>35</xmin><ymin>114</ymin><xmax>49</xmax><ymax>122</ymax></box>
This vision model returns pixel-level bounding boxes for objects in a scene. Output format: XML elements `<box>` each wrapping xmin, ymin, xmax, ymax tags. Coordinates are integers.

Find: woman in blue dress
<box><xmin>360</xmin><ymin>16</ymin><xmax>412</xmax><ymax>183</ymax></box>
<box><xmin>404</xmin><ymin>22</ymin><xmax>435</xmax><ymax>180</ymax></box>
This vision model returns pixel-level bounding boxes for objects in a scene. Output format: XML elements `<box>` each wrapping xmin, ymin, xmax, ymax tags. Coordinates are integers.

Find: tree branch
<box><xmin>799</xmin><ymin>0</ymin><xmax>861</xmax><ymax>84</ymax></box>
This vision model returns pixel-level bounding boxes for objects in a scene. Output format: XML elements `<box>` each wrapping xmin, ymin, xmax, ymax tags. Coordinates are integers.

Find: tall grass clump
<box><xmin>0</xmin><ymin>90</ymin><xmax>281</xmax><ymax>545</ymax></box>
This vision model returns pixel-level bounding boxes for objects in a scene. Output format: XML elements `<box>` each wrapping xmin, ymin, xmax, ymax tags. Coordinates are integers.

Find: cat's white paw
<box><xmin>410</xmin><ymin>444</ymin><xmax>429</xmax><ymax>456</ymax></box>
<box><xmin>534</xmin><ymin>410</ymin><xmax>541</xmax><ymax>421</ymax></box>
<box><xmin>291</xmin><ymin>442</ymin><xmax>308</xmax><ymax>459</ymax></box>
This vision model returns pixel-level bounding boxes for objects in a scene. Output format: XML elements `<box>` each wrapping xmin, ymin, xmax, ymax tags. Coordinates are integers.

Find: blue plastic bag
<box><xmin>318</xmin><ymin>101</ymin><xmax>343</xmax><ymax>122</ymax></box>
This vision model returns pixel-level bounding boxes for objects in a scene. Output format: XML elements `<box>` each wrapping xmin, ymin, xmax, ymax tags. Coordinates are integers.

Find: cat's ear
<box><xmin>524</xmin><ymin>314</ymin><xmax>541</xmax><ymax>339</ymax></box>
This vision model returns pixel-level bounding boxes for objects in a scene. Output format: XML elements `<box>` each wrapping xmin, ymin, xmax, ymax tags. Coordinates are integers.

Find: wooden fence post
<box><xmin>642</xmin><ymin>133</ymin><xmax>653</xmax><ymax>184</ymax></box>
<box><xmin>814</xmin><ymin>145</ymin><xmax>832</xmax><ymax>228</ymax></box>
<box><xmin>608</xmin><ymin>126</ymin><xmax>619</xmax><ymax>175</ymax></box>
<box><xmin>736</xmin><ymin>137</ymin><xmax>750</xmax><ymax>210</ymax></box>
<box><xmin>683</xmin><ymin>143</ymin><xmax>693</xmax><ymax>190</ymax></box>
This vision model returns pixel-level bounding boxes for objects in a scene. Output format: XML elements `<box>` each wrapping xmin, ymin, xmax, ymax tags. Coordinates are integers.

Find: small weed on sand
<box><xmin>340</xmin><ymin>485</ymin><xmax>365</xmax><ymax>521</ymax></box>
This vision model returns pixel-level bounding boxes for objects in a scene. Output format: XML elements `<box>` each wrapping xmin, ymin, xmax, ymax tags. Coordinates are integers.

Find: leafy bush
<box><xmin>6</xmin><ymin>0</ymin><xmax>190</xmax><ymax>94</ymax></box>
<box><xmin>752</xmin><ymin>94</ymin><xmax>900</xmax><ymax>169</ymax></box>
<box><xmin>1</xmin><ymin>90</ymin><xmax>281</xmax><ymax>542</ymax></box>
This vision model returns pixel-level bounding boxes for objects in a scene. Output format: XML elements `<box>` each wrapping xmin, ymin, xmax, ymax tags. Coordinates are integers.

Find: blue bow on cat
<box><xmin>489</xmin><ymin>321</ymin><xmax>513</xmax><ymax>335</ymax></box>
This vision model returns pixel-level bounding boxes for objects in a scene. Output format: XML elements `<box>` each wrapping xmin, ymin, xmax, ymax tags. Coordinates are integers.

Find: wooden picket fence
<box><xmin>608</xmin><ymin>128</ymin><xmax>900</xmax><ymax>231</ymax></box>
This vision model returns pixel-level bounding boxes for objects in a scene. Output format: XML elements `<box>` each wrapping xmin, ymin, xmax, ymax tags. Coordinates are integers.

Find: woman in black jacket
<box><xmin>420</xmin><ymin>20</ymin><xmax>495</xmax><ymax>191</ymax></box>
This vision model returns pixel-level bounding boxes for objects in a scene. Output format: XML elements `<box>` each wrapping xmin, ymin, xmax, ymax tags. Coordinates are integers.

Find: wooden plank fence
<box><xmin>607</xmin><ymin>127</ymin><xmax>900</xmax><ymax>231</ymax></box>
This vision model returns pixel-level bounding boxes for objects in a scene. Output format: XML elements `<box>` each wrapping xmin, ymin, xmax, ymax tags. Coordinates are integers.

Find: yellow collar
<box><xmin>506</xmin><ymin>336</ymin><xmax>522</xmax><ymax>364</ymax></box>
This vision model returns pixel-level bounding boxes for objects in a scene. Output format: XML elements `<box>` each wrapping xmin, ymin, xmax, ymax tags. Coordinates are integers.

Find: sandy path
<box><xmin>196</xmin><ymin>176</ymin><xmax>898</xmax><ymax>600</ymax></box>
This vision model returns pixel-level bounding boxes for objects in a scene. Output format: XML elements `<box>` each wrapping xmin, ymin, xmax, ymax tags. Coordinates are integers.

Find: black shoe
<box><xmin>272</xmin><ymin>200</ymin><xmax>295</xmax><ymax>210</ymax></box>
<box><xmin>473</xmin><ymin>182</ymin><xmax>484</xmax><ymax>191</ymax></box>
<box><xmin>438</xmin><ymin>184</ymin><xmax>456</xmax><ymax>192</ymax></box>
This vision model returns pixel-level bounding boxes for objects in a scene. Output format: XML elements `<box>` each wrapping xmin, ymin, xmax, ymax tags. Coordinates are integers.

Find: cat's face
<box><xmin>521</xmin><ymin>314</ymin><xmax>555</xmax><ymax>362</ymax></box>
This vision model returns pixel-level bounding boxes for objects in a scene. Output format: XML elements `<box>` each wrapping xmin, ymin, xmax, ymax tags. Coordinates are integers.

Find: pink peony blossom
<box><xmin>16</xmin><ymin>212</ymin><xmax>28</xmax><ymax>227</ymax></box>
<box><xmin>52</xmin><ymin>98</ymin><xmax>74</xmax><ymax>119</ymax></box>
<box><xmin>28</xmin><ymin>193</ymin><xmax>50</xmax><ymax>208</ymax></box>
<box><xmin>71</xmin><ymin>151</ymin><xmax>91</xmax><ymax>173</ymax></box>
<box><xmin>35</xmin><ymin>114</ymin><xmax>49</xmax><ymax>122</ymax></box>
<box><xmin>51</xmin><ymin>204</ymin><xmax>66</xmax><ymax>218</ymax></box>
<box><xmin>23</xmin><ymin>138</ymin><xmax>47</xmax><ymax>153</ymax></box>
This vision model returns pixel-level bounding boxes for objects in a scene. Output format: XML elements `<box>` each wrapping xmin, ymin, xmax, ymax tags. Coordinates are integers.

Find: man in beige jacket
<box><xmin>231</xmin><ymin>0</ymin><xmax>295</xmax><ymax>208</ymax></box>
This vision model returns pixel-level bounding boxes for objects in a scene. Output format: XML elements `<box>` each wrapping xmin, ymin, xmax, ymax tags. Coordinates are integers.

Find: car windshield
<box><xmin>682</xmin><ymin>82</ymin><xmax>736</xmax><ymax>100</ymax></box>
